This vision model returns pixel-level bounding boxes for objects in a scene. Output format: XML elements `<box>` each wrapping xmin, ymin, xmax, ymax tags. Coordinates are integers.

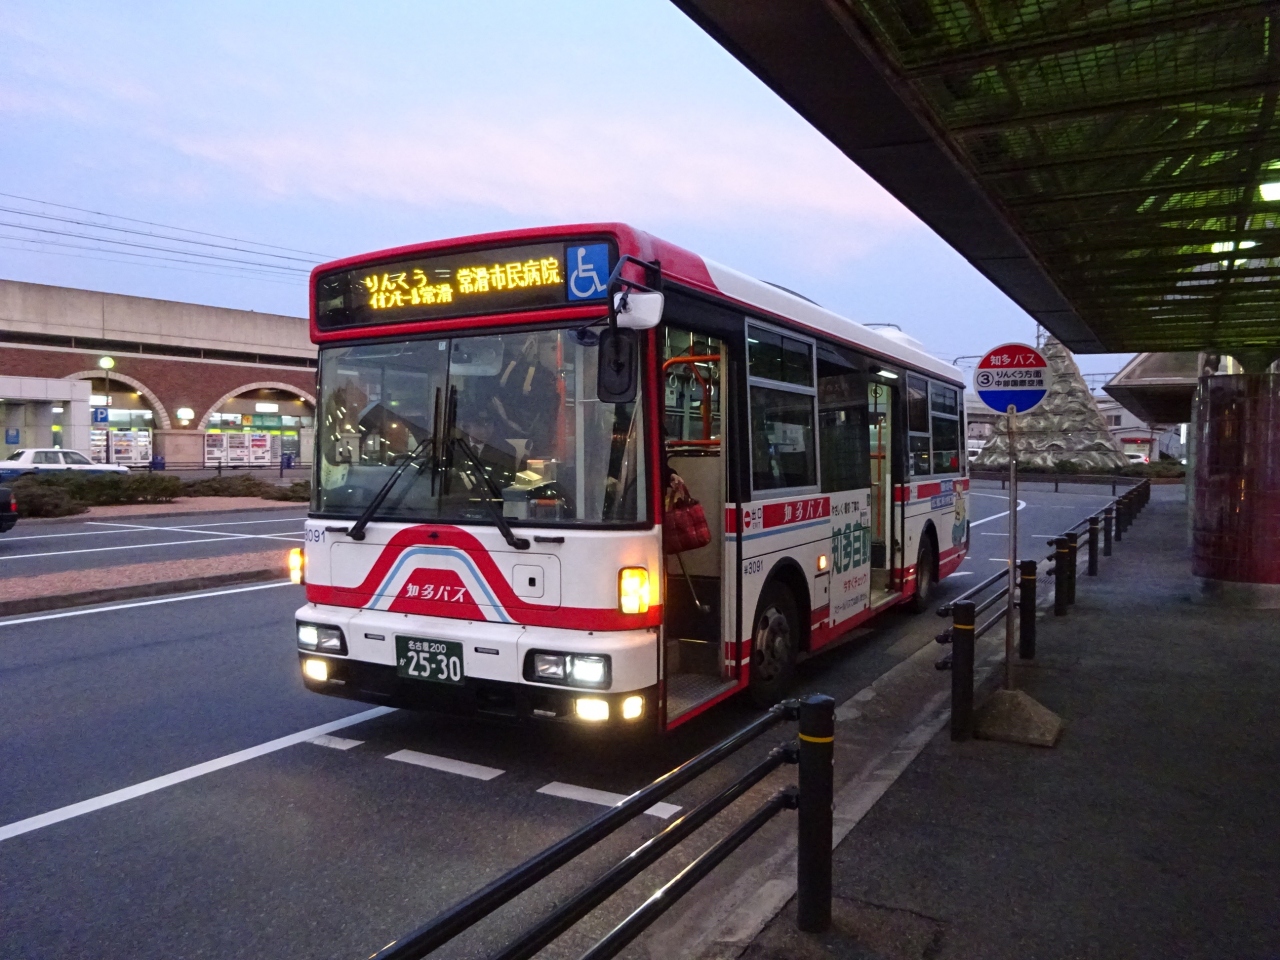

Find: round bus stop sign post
<box><xmin>974</xmin><ymin>344</ymin><xmax>1052</xmax><ymax>690</ymax></box>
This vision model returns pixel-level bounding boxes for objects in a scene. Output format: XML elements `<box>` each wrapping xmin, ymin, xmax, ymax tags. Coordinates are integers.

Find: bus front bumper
<box><xmin>299</xmin><ymin>653</ymin><xmax>658</xmax><ymax>728</ymax></box>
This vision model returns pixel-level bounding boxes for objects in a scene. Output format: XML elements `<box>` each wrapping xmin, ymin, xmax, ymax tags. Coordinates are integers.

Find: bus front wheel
<box><xmin>748</xmin><ymin>584</ymin><xmax>799</xmax><ymax>707</ymax></box>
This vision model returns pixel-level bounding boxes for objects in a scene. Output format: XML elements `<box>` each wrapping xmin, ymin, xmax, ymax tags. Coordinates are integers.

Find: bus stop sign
<box><xmin>974</xmin><ymin>343</ymin><xmax>1052</xmax><ymax>414</ymax></box>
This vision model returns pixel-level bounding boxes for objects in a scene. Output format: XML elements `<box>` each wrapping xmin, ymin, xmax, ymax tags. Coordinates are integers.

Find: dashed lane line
<box><xmin>0</xmin><ymin>706</ymin><xmax>395</xmax><ymax>844</ymax></box>
<box><xmin>537</xmin><ymin>781</ymin><xmax>681</xmax><ymax>819</ymax></box>
<box><xmin>310</xmin><ymin>735</ymin><xmax>363</xmax><ymax>751</ymax></box>
<box><xmin>386</xmin><ymin>749</ymin><xmax>505</xmax><ymax>781</ymax></box>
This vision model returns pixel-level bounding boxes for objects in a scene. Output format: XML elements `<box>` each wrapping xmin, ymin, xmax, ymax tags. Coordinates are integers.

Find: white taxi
<box><xmin>0</xmin><ymin>448</ymin><xmax>130</xmax><ymax>481</ymax></box>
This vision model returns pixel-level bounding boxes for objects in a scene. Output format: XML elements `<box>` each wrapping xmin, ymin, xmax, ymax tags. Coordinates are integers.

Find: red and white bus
<box><xmin>295</xmin><ymin>224</ymin><xmax>968</xmax><ymax>732</ymax></box>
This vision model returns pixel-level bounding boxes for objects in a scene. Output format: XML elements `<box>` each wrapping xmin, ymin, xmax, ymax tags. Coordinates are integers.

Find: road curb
<box><xmin>0</xmin><ymin>569</ymin><xmax>290</xmax><ymax>617</ymax></box>
<box><xmin>17</xmin><ymin>502</ymin><xmax>306</xmax><ymax>527</ymax></box>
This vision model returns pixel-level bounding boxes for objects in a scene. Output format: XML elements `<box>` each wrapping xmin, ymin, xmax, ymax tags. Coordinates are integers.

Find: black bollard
<box><xmin>1065</xmin><ymin>532</ymin><xmax>1079</xmax><ymax>605</ymax></box>
<box><xmin>1018</xmin><ymin>559</ymin><xmax>1037</xmax><ymax>659</ymax></box>
<box><xmin>950</xmin><ymin>600</ymin><xmax>975</xmax><ymax>741</ymax></box>
<box><xmin>797</xmin><ymin>695</ymin><xmax>835</xmax><ymax>933</ymax></box>
<box><xmin>1053</xmin><ymin>539</ymin><xmax>1068</xmax><ymax>616</ymax></box>
<box><xmin>1087</xmin><ymin>516</ymin><xmax>1099</xmax><ymax>576</ymax></box>
<box><xmin>1103</xmin><ymin>506</ymin><xmax>1113</xmax><ymax>557</ymax></box>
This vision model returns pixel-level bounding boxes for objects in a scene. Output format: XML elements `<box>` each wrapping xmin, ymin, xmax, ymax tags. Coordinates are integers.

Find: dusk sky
<box><xmin>0</xmin><ymin>0</ymin><xmax>1130</xmax><ymax>377</ymax></box>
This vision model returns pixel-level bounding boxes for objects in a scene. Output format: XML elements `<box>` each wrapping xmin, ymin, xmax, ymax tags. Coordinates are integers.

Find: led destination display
<box><xmin>314</xmin><ymin>240</ymin><xmax>613</xmax><ymax>330</ymax></box>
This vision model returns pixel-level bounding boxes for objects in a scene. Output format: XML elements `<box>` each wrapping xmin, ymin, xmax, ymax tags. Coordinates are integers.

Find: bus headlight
<box><xmin>575</xmin><ymin>697</ymin><xmax>610</xmax><ymax>722</ymax></box>
<box><xmin>288</xmin><ymin>547</ymin><xmax>304</xmax><ymax>584</ymax></box>
<box><xmin>527</xmin><ymin>652</ymin><xmax>611</xmax><ymax>689</ymax></box>
<box><xmin>297</xmin><ymin>622</ymin><xmax>346</xmax><ymax>654</ymax></box>
<box><xmin>618</xmin><ymin>567</ymin><xmax>650</xmax><ymax>614</ymax></box>
<box><xmin>302</xmin><ymin>658</ymin><xmax>329</xmax><ymax>682</ymax></box>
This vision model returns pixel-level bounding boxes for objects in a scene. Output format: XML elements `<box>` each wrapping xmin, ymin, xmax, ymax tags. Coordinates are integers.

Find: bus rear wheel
<box><xmin>748</xmin><ymin>584</ymin><xmax>799</xmax><ymax>707</ymax></box>
<box><xmin>909</xmin><ymin>539</ymin><xmax>937</xmax><ymax>613</ymax></box>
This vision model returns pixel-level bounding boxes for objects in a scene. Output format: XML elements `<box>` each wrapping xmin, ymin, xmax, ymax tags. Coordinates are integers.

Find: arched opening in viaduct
<box><xmin>199</xmin><ymin>382</ymin><xmax>317</xmax><ymax>466</ymax></box>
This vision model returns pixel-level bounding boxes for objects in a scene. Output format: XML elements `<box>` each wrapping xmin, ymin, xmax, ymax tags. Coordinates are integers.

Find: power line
<box><xmin>0</xmin><ymin>191</ymin><xmax>334</xmax><ymax>259</ymax></box>
<box><xmin>0</xmin><ymin>240</ymin><xmax>300</xmax><ymax>286</ymax></box>
<box><xmin>0</xmin><ymin>221</ymin><xmax>310</xmax><ymax>274</ymax></box>
<box><xmin>0</xmin><ymin>205</ymin><xmax>319</xmax><ymax>264</ymax></box>
<box><xmin>0</xmin><ymin>234</ymin><xmax>304</xmax><ymax>284</ymax></box>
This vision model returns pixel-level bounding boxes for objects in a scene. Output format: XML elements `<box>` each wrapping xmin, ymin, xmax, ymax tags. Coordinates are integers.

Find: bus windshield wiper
<box><xmin>346</xmin><ymin>438</ymin><xmax>432</xmax><ymax>541</ymax></box>
<box><xmin>449</xmin><ymin>433</ymin><xmax>530</xmax><ymax>551</ymax></box>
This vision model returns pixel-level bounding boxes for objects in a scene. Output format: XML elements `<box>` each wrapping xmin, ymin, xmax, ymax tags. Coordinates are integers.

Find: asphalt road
<box><xmin>0</xmin><ymin>483</ymin><xmax>1123</xmax><ymax>960</ymax></box>
<box><xmin>0</xmin><ymin>508</ymin><xmax>307</xmax><ymax>578</ymax></box>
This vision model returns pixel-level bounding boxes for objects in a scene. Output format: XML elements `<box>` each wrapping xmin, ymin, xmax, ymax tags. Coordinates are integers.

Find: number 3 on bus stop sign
<box><xmin>973</xmin><ymin>343</ymin><xmax>1053</xmax><ymax>414</ymax></box>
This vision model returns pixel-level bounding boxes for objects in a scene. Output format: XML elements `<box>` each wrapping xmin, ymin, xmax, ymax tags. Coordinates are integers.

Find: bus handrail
<box><xmin>663</xmin><ymin>353</ymin><xmax>720</xmax><ymax>441</ymax></box>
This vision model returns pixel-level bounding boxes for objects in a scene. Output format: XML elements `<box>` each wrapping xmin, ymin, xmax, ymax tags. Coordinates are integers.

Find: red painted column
<box><xmin>1192</xmin><ymin>373</ymin><xmax>1280</xmax><ymax>605</ymax></box>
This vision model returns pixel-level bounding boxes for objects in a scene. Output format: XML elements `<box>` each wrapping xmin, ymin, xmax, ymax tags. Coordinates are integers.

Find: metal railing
<box><xmin>368</xmin><ymin>695</ymin><xmax>836</xmax><ymax>960</ymax></box>
<box><xmin>971</xmin><ymin>470</ymin><xmax>1156</xmax><ymax>495</ymax></box>
<box><xmin>936</xmin><ymin>479</ymin><xmax>1152</xmax><ymax>740</ymax></box>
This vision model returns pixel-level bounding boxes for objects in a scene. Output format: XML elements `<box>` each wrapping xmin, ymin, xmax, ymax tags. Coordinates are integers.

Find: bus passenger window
<box><xmin>930</xmin><ymin>383</ymin><xmax>961</xmax><ymax>474</ymax></box>
<box><xmin>751</xmin><ymin>387</ymin><xmax>816</xmax><ymax>490</ymax></box>
<box><xmin>817</xmin><ymin>345</ymin><xmax>871</xmax><ymax>492</ymax></box>
<box><xmin>907</xmin><ymin>375</ymin><xmax>931</xmax><ymax>476</ymax></box>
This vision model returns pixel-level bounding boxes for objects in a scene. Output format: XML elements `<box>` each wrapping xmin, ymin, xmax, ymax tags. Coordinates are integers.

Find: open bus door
<box><xmin>867</xmin><ymin>378</ymin><xmax>902</xmax><ymax>606</ymax></box>
<box><xmin>659</xmin><ymin>327</ymin><xmax>740</xmax><ymax>728</ymax></box>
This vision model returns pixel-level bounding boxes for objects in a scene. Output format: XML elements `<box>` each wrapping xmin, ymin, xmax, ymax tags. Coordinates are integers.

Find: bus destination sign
<box><xmin>314</xmin><ymin>241</ymin><xmax>614</xmax><ymax>330</ymax></box>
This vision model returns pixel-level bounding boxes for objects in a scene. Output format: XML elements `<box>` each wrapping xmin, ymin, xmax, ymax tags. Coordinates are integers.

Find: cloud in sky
<box><xmin>0</xmin><ymin>1</ymin><xmax>1123</xmax><ymax>371</ymax></box>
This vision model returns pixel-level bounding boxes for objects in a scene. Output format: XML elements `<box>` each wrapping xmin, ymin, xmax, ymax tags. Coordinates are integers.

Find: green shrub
<box><xmin>262</xmin><ymin>480</ymin><xmax>311</xmax><ymax>502</ymax></box>
<box><xmin>11</xmin><ymin>471</ymin><xmax>181</xmax><ymax>509</ymax></box>
<box><xmin>181</xmin><ymin>474</ymin><xmax>274</xmax><ymax>498</ymax></box>
<box><xmin>11</xmin><ymin>476</ymin><xmax>87</xmax><ymax>517</ymax></box>
<box><xmin>1119</xmin><ymin>460</ymin><xmax>1185</xmax><ymax>478</ymax></box>
<box><xmin>1053</xmin><ymin>459</ymin><xmax>1081</xmax><ymax>474</ymax></box>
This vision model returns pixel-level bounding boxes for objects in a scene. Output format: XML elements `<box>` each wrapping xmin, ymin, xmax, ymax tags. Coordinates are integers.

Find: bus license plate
<box><xmin>396</xmin><ymin>636</ymin><xmax>465</xmax><ymax>685</ymax></box>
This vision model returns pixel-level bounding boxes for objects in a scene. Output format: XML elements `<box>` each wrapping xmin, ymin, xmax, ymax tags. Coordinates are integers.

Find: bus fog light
<box><xmin>533</xmin><ymin>653</ymin><xmax>566</xmax><ymax>681</ymax></box>
<box><xmin>569</xmin><ymin>655</ymin><xmax>607</xmax><ymax>685</ymax></box>
<box><xmin>621</xmin><ymin>695</ymin><xmax>644</xmax><ymax>720</ymax></box>
<box><xmin>302</xmin><ymin>658</ymin><xmax>328</xmax><ymax>682</ymax></box>
<box><xmin>618</xmin><ymin>567</ymin><xmax>650</xmax><ymax>614</ymax></box>
<box><xmin>288</xmin><ymin>547</ymin><xmax>304</xmax><ymax>584</ymax></box>
<box><xmin>575</xmin><ymin>697</ymin><xmax>609</xmax><ymax>722</ymax></box>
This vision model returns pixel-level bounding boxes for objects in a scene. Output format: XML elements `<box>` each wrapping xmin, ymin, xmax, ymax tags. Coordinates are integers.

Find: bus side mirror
<box><xmin>597</xmin><ymin>328</ymin><xmax>639</xmax><ymax>404</ymax></box>
<box><xmin>613</xmin><ymin>290</ymin><xmax>663</xmax><ymax>330</ymax></box>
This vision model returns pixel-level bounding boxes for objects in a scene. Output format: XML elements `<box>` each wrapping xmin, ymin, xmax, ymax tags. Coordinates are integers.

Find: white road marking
<box><xmin>968</xmin><ymin>500</ymin><xmax>1027</xmax><ymax>527</ymax></box>
<box><xmin>310</xmin><ymin>735</ymin><xmax>363</xmax><ymax>751</ymax></box>
<box><xmin>0</xmin><ymin>580</ymin><xmax>294</xmax><ymax>628</ymax></box>
<box><xmin>0</xmin><ymin>536</ymin><xmax>244</xmax><ymax>561</ymax></box>
<box><xmin>0</xmin><ymin>707</ymin><xmax>395</xmax><ymax>844</ymax></box>
<box><xmin>90</xmin><ymin>520</ymin><xmax>303</xmax><ymax>543</ymax></box>
<box><xmin>536</xmin><ymin>781</ymin><xmax>682</xmax><ymax>819</ymax></box>
<box><xmin>2</xmin><ymin>516</ymin><xmax>303</xmax><ymax>542</ymax></box>
<box><xmin>386</xmin><ymin>749</ymin><xmax>504</xmax><ymax>781</ymax></box>
<box><xmin>947</xmin><ymin>572</ymin><xmax>973</xmax><ymax>577</ymax></box>
<box><xmin>979</xmin><ymin>532</ymin><xmax>1057</xmax><ymax>538</ymax></box>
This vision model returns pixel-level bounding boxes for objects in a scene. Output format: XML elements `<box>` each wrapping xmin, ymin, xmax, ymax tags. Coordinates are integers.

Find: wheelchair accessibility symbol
<box><xmin>567</xmin><ymin>244</ymin><xmax>610</xmax><ymax>301</ymax></box>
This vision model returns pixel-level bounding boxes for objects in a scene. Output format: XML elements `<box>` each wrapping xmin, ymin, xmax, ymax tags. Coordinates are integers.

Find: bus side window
<box><xmin>907</xmin><ymin>375</ymin><xmax>931</xmax><ymax>477</ymax></box>
<box><xmin>929</xmin><ymin>382</ymin><xmax>961</xmax><ymax>475</ymax></box>
<box><xmin>817</xmin><ymin>345</ymin><xmax>871</xmax><ymax>492</ymax></box>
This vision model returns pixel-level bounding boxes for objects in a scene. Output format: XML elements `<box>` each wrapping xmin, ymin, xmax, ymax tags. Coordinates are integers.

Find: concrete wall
<box><xmin>0</xmin><ymin>279</ymin><xmax>312</xmax><ymax>359</ymax></box>
<box><xmin>0</xmin><ymin>376</ymin><xmax>92</xmax><ymax>456</ymax></box>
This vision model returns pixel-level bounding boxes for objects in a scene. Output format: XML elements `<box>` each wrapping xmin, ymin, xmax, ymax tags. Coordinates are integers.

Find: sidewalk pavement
<box><xmin>742</xmin><ymin>485</ymin><xmax>1280</xmax><ymax>959</ymax></box>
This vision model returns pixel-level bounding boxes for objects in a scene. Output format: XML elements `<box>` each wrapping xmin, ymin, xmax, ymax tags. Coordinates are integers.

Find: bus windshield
<box><xmin>314</xmin><ymin>329</ymin><xmax>647</xmax><ymax>526</ymax></box>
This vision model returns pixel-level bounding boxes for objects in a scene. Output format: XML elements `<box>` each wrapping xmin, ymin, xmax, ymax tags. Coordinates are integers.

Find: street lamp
<box><xmin>98</xmin><ymin>356</ymin><xmax>115</xmax><ymax>463</ymax></box>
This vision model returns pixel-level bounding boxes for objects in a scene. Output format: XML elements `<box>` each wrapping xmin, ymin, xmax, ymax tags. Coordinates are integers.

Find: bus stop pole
<box><xmin>1005</xmin><ymin>404</ymin><xmax>1017</xmax><ymax>691</ymax></box>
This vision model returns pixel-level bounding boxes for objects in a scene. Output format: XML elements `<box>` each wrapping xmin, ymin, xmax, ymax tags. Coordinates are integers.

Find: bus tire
<box><xmin>748</xmin><ymin>583</ymin><xmax>799</xmax><ymax>707</ymax></box>
<box><xmin>908</xmin><ymin>538</ymin><xmax>937</xmax><ymax>613</ymax></box>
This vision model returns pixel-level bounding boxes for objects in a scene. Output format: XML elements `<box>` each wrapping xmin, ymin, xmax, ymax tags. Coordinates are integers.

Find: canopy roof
<box><xmin>672</xmin><ymin>0</ymin><xmax>1280</xmax><ymax>355</ymax></box>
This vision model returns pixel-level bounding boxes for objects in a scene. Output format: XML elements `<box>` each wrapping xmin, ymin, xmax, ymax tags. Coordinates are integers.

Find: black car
<box><xmin>0</xmin><ymin>486</ymin><xmax>17</xmax><ymax>533</ymax></box>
